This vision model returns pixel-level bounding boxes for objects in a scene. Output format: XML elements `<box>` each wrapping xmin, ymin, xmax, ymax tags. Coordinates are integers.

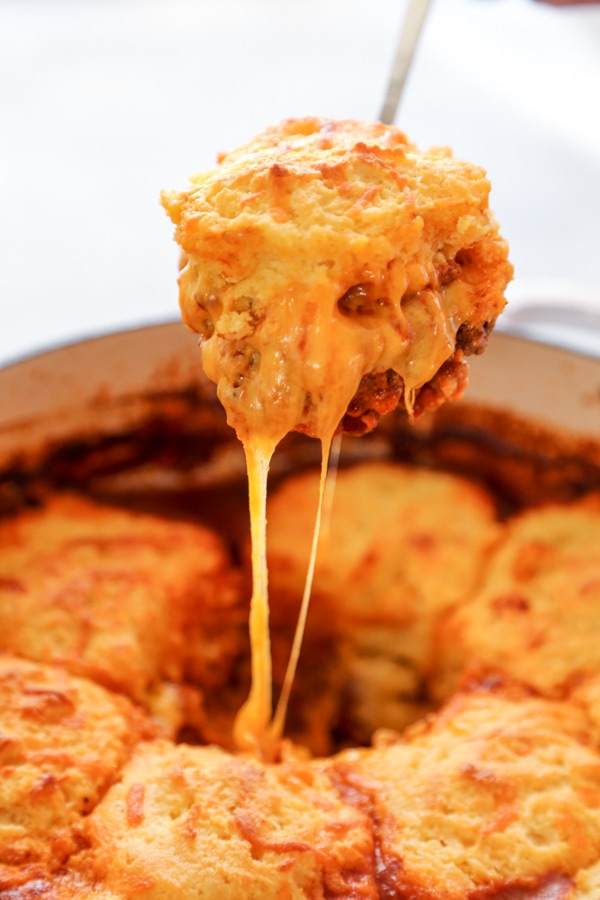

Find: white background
<box><xmin>1</xmin><ymin>0</ymin><xmax>599</xmax><ymax>366</ymax></box>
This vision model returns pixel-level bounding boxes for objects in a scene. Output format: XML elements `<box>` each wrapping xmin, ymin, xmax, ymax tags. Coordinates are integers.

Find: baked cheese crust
<box><xmin>162</xmin><ymin>117</ymin><xmax>512</xmax><ymax>444</ymax></box>
<box><xmin>434</xmin><ymin>496</ymin><xmax>600</xmax><ymax>704</ymax></box>
<box><xmin>3</xmin><ymin>485</ymin><xmax>600</xmax><ymax>897</ymax></box>
<box><xmin>0</xmin><ymin>655</ymin><xmax>150</xmax><ymax>885</ymax></box>
<box><xmin>0</xmin><ymin>494</ymin><xmax>243</xmax><ymax>739</ymax></box>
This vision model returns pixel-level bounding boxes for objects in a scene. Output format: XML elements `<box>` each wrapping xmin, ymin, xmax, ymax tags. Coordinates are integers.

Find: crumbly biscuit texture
<box><xmin>331</xmin><ymin>682</ymin><xmax>600</xmax><ymax>899</ymax></box>
<box><xmin>265</xmin><ymin>461</ymin><xmax>501</xmax><ymax>737</ymax></box>
<box><xmin>574</xmin><ymin>860</ymin><xmax>600</xmax><ymax>898</ymax></box>
<box><xmin>162</xmin><ymin>117</ymin><xmax>512</xmax><ymax>442</ymax></box>
<box><xmin>0</xmin><ymin>493</ymin><xmax>243</xmax><ymax>732</ymax></box>
<box><xmin>434</xmin><ymin>496</ymin><xmax>600</xmax><ymax>703</ymax></box>
<box><xmin>4</xmin><ymin>481</ymin><xmax>600</xmax><ymax>896</ymax></box>
<box><xmin>0</xmin><ymin>655</ymin><xmax>150</xmax><ymax>883</ymax></box>
<box><xmin>38</xmin><ymin>683</ymin><xmax>600</xmax><ymax>899</ymax></box>
<box><xmin>78</xmin><ymin>741</ymin><xmax>376</xmax><ymax>900</ymax></box>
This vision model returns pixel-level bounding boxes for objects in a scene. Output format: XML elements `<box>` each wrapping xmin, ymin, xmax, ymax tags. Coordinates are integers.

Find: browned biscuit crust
<box><xmin>265</xmin><ymin>461</ymin><xmax>501</xmax><ymax>740</ymax></box>
<box><xmin>77</xmin><ymin>741</ymin><xmax>376</xmax><ymax>900</ymax></box>
<box><xmin>434</xmin><ymin>495</ymin><xmax>600</xmax><ymax>704</ymax></box>
<box><xmin>162</xmin><ymin>117</ymin><xmax>512</xmax><ymax>444</ymax></box>
<box><xmin>0</xmin><ymin>655</ymin><xmax>150</xmax><ymax>884</ymax></box>
<box><xmin>45</xmin><ymin>682</ymin><xmax>600</xmax><ymax>899</ymax></box>
<box><xmin>0</xmin><ymin>494</ymin><xmax>244</xmax><ymax>738</ymax></box>
<box><xmin>330</xmin><ymin>681</ymin><xmax>600</xmax><ymax>899</ymax></box>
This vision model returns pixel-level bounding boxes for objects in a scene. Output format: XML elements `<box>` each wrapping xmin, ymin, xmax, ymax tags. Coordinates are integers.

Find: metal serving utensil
<box><xmin>379</xmin><ymin>0</ymin><xmax>433</xmax><ymax>124</ymax></box>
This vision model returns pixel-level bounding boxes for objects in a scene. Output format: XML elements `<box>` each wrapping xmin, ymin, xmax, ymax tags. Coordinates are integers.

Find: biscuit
<box><xmin>0</xmin><ymin>494</ymin><xmax>244</xmax><ymax>739</ymax></box>
<box><xmin>78</xmin><ymin>741</ymin><xmax>375</xmax><ymax>900</ymax></box>
<box><xmin>0</xmin><ymin>655</ymin><xmax>149</xmax><ymax>883</ymax></box>
<box><xmin>331</xmin><ymin>680</ymin><xmax>600</xmax><ymax>898</ymax></box>
<box><xmin>574</xmin><ymin>860</ymin><xmax>600</xmax><ymax>898</ymax></box>
<box><xmin>162</xmin><ymin>117</ymin><xmax>512</xmax><ymax>442</ymax></box>
<box><xmin>47</xmin><ymin>681</ymin><xmax>600</xmax><ymax>899</ymax></box>
<box><xmin>434</xmin><ymin>495</ymin><xmax>600</xmax><ymax>703</ymax></box>
<box><xmin>265</xmin><ymin>461</ymin><xmax>501</xmax><ymax>739</ymax></box>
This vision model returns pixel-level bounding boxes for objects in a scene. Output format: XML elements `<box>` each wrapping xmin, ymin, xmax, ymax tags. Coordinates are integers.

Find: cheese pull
<box><xmin>232</xmin><ymin>440</ymin><xmax>273</xmax><ymax>756</ymax></box>
<box><xmin>162</xmin><ymin>117</ymin><xmax>512</xmax><ymax>758</ymax></box>
<box><xmin>233</xmin><ymin>434</ymin><xmax>334</xmax><ymax>760</ymax></box>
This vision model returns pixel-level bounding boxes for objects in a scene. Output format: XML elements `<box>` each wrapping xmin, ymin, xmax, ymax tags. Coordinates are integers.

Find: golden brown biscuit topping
<box><xmin>161</xmin><ymin>116</ymin><xmax>513</xmax><ymax>757</ymax></box>
<box><xmin>162</xmin><ymin>117</ymin><xmax>512</xmax><ymax>446</ymax></box>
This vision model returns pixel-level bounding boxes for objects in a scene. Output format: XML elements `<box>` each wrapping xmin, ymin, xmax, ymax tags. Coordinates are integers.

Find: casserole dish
<box><xmin>2</xmin><ymin>316</ymin><xmax>600</xmax><ymax>899</ymax></box>
<box><xmin>1</xmin><ymin>317</ymin><xmax>600</xmax><ymax>509</ymax></box>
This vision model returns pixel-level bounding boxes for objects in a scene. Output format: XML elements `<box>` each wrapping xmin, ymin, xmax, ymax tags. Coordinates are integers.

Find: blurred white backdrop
<box><xmin>1</xmin><ymin>0</ymin><xmax>599</xmax><ymax>364</ymax></box>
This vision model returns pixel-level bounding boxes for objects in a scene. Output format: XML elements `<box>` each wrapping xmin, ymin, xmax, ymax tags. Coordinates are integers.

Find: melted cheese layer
<box><xmin>163</xmin><ymin>117</ymin><xmax>512</xmax><ymax>448</ymax></box>
<box><xmin>162</xmin><ymin>117</ymin><xmax>513</xmax><ymax>757</ymax></box>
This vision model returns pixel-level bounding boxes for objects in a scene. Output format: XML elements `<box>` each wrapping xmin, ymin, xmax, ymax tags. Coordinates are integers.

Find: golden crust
<box><xmin>0</xmin><ymin>655</ymin><xmax>150</xmax><ymax>881</ymax></box>
<box><xmin>28</xmin><ymin>683</ymin><xmax>600</xmax><ymax>899</ymax></box>
<box><xmin>162</xmin><ymin>117</ymin><xmax>512</xmax><ymax>443</ymax></box>
<box><xmin>6</xmin><ymin>107</ymin><xmax>600</xmax><ymax>899</ymax></box>
<box><xmin>265</xmin><ymin>461</ymin><xmax>501</xmax><ymax>739</ymax></box>
<box><xmin>434</xmin><ymin>495</ymin><xmax>600</xmax><ymax>704</ymax></box>
<box><xmin>4</xmin><ymin>479</ymin><xmax>600</xmax><ymax>897</ymax></box>
<box><xmin>571</xmin><ymin>675</ymin><xmax>600</xmax><ymax>751</ymax></box>
<box><xmin>0</xmin><ymin>494</ymin><xmax>243</xmax><ymax>736</ymax></box>
<box><xmin>77</xmin><ymin>741</ymin><xmax>376</xmax><ymax>900</ymax></box>
<box><xmin>331</xmin><ymin>681</ymin><xmax>600</xmax><ymax>899</ymax></box>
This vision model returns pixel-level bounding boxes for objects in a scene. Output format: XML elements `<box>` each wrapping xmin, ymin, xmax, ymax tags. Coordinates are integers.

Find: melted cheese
<box><xmin>182</xmin><ymin>263</ymin><xmax>457</xmax><ymax>442</ymax></box>
<box><xmin>268</xmin><ymin>436</ymin><xmax>334</xmax><ymax>748</ymax></box>
<box><xmin>233</xmin><ymin>432</ymin><xmax>335</xmax><ymax>760</ymax></box>
<box><xmin>231</xmin><ymin>439</ymin><xmax>274</xmax><ymax>756</ymax></box>
<box><xmin>161</xmin><ymin>117</ymin><xmax>513</xmax><ymax>760</ymax></box>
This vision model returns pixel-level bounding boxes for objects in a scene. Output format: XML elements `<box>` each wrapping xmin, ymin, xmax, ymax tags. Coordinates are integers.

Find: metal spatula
<box><xmin>379</xmin><ymin>0</ymin><xmax>433</xmax><ymax>124</ymax></box>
